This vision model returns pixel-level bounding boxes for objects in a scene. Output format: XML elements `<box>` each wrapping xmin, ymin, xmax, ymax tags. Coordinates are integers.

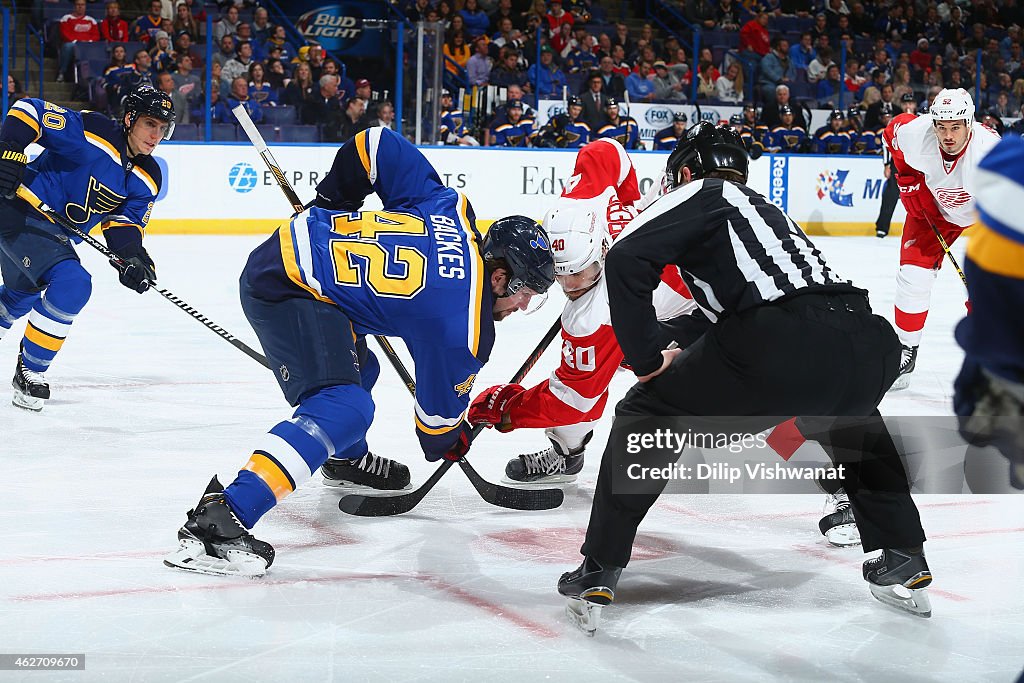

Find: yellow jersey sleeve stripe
<box><xmin>24</xmin><ymin>323</ymin><xmax>65</xmax><ymax>352</ymax></box>
<box><xmin>243</xmin><ymin>451</ymin><xmax>295</xmax><ymax>502</ymax></box>
<box><xmin>84</xmin><ymin>131</ymin><xmax>121</xmax><ymax>165</ymax></box>
<box><xmin>415</xmin><ymin>414</ymin><xmax>461</xmax><ymax>436</ymax></box>
<box><xmin>967</xmin><ymin>221</ymin><xmax>1024</xmax><ymax>279</ymax></box>
<box><xmin>15</xmin><ymin>185</ymin><xmax>55</xmax><ymax>223</ymax></box>
<box><xmin>355</xmin><ymin>130</ymin><xmax>371</xmax><ymax>179</ymax></box>
<box><xmin>277</xmin><ymin>223</ymin><xmax>334</xmax><ymax>303</ymax></box>
<box><xmin>457</xmin><ymin>192</ymin><xmax>484</xmax><ymax>357</ymax></box>
<box><xmin>8</xmin><ymin>108</ymin><xmax>41</xmax><ymax>141</ymax></box>
<box><xmin>132</xmin><ymin>166</ymin><xmax>158</xmax><ymax>196</ymax></box>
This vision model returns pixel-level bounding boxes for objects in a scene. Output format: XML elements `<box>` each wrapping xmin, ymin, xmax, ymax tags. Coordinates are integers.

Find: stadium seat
<box><xmin>256</xmin><ymin>123</ymin><xmax>278</xmax><ymax>142</ymax></box>
<box><xmin>277</xmin><ymin>125</ymin><xmax>320</xmax><ymax>143</ymax></box>
<box><xmin>74</xmin><ymin>42</ymin><xmax>110</xmax><ymax>63</ymax></box>
<box><xmin>206</xmin><ymin>123</ymin><xmax>238</xmax><ymax>141</ymax></box>
<box><xmin>170</xmin><ymin>124</ymin><xmax>200</xmax><ymax>141</ymax></box>
<box><xmin>261</xmin><ymin>105</ymin><xmax>298</xmax><ymax>125</ymax></box>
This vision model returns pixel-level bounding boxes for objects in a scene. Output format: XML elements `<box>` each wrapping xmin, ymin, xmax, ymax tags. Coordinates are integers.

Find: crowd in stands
<box><xmin>413</xmin><ymin>0</ymin><xmax>1024</xmax><ymax>148</ymax></box>
<box><xmin>42</xmin><ymin>0</ymin><xmax>1024</xmax><ymax>146</ymax></box>
<box><xmin>51</xmin><ymin>0</ymin><xmax>393</xmax><ymax>142</ymax></box>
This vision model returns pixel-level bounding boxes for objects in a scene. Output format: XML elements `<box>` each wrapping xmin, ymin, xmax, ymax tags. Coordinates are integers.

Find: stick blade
<box><xmin>338</xmin><ymin>491</ymin><xmax>424</xmax><ymax>516</ymax></box>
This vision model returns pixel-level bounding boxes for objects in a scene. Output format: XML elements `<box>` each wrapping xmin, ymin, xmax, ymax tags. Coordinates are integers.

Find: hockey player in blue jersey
<box><xmin>491</xmin><ymin>99</ymin><xmax>535</xmax><ymax>147</ymax></box>
<box><xmin>0</xmin><ymin>84</ymin><xmax>173</xmax><ymax>411</ymax></box>
<box><xmin>164</xmin><ymin>127</ymin><xmax>556</xmax><ymax>577</ymax></box>
<box><xmin>652</xmin><ymin>111</ymin><xmax>687</xmax><ymax>151</ymax></box>
<box><xmin>534</xmin><ymin>97</ymin><xmax>591</xmax><ymax>149</ymax></box>
<box><xmin>813</xmin><ymin>109</ymin><xmax>852</xmax><ymax>154</ymax></box>
<box><xmin>439</xmin><ymin>89</ymin><xmax>479</xmax><ymax>146</ymax></box>
<box><xmin>763</xmin><ymin>104</ymin><xmax>807</xmax><ymax>153</ymax></box>
<box><xmin>596</xmin><ymin>99</ymin><xmax>640</xmax><ymax>150</ymax></box>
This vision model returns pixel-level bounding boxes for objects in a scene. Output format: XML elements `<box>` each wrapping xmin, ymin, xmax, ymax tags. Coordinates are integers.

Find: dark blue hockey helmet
<box><xmin>729</xmin><ymin>113</ymin><xmax>744</xmax><ymax>126</ymax></box>
<box><xmin>672</xmin><ymin>111</ymin><xmax>688</xmax><ymax>123</ymax></box>
<box><xmin>482</xmin><ymin>215</ymin><xmax>556</xmax><ymax>297</ymax></box>
<box><xmin>122</xmin><ymin>83</ymin><xmax>175</xmax><ymax>142</ymax></box>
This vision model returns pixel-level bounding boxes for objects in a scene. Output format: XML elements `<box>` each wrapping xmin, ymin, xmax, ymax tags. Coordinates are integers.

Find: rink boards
<box><xmin>81</xmin><ymin>143</ymin><xmax>905</xmax><ymax>236</ymax></box>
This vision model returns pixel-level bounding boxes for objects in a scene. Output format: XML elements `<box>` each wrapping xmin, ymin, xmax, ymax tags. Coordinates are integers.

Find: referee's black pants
<box><xmin>581</xmin><ymin>289</ymin><xmax>927</xmax><ymax>567</ymax></box>
<box><xmin>875</xmin><ymin>168</ymin><xmax>900</xmax><ymax>235</ymax></box>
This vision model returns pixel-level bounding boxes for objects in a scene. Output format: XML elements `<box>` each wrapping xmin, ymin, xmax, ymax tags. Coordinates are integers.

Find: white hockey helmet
<box><xmin>929</xmin><ymin>88</ymin><xmax>974</xmax><ymax>125</ymax></box>
<box><xmin>542</xmin><ymin>203</ymin><xmax>609</xmax><ymax>276</ymax></box>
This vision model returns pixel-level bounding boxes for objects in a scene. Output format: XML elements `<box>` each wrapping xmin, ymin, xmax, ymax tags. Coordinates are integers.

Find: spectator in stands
<box><xmin>102</xmin><ymin>44</ymin><xmax>132</xmax><ymax>109</ymax></box>
<box><xmin>858</xmin><ymin>67</ymin><xmax>887</xmax><ymax>101</ymax></box>
<box><xmin>190</xmin><ymin>81</ymin><xmax>229</xmax><ymax>123</ymax></box>
<box><xmin>172</xmin><ymin>2</ymin><xmax>199</xmax><ymax>41</ymax></box>
<box><xmin>761</xmin><ymin>84</ymin><xmax>803</xmax><ymax>129</ymax></box>
<box><xmin>695</xmin><ymin>61</ymin><xmax>718</xmax><ymax>100</ymax></box>
<box><xmin>172</xmin><ymin>54</ymin><xmax>202</xmax><ymax>109</ymax></box>
<box><xmin>226</xmin><ymin>76</ymin><xmax>262</xmax><ymax>124</ymax></box>
<box><xmin>789</xmin><ymin>32</ymin><xmax>817</xmax><ymax>71</ymax></box>
<box><xmin>715</xmin><ymin>61</ymin><xmax>744</xmax><ymax>103</ymax></box>
<box><xmin>816</xmin><ymin>63</ymin><xmax>843</xmax><ymax>107</ymax></box>
<box><xmin>488</xmin><ymin>0</ymin><xmax>518</xmax><ymax>34</ymax></box>
<box><xmin>209</xmin><ymin>61</ymin><xmax>231</xmax><ymax>102</ymax></box>
<box><xmin>637</xmin><ymin>23</ymin><xmax>661</xmax><ymax>56</ymax></box>
<box><xmin>810</xmin><ymin>12</ymin><xmax>829</xmax><ymax>45</ymax></box>
<box><xmin>864</xmin><ymin>48</ymin><xmax>893</xmax><ymax>82</ymax></box>
<box><xmin>625</xmin><ymin>61</ymin><xmax>657</xmax><ymax>102</ymax></box>
<box><xmin>758</xmin><ymin>37</ymin><xmax>795</xmax><ymax>101</ymax></box>
<box><xmin>330</xmin><ymin>63</ymin><xmax>356</xmax><ymax>103</ymax></box>
<box><xmin>460</xmin><ymin>0</ymin><xmax>489</xmax><ymax>38</ymax></box>
<box><xmin>213</xmin><ymin>35</ymin><xmax>236</xmax><ymax>70</ymax></box>
<box><xmin>149</xmin><ymin>31</ymin><xmax>176</xmax><ymax>73</ymax></box>
<box><xmin>302</xmin><ymin>74</ymin><xmax>343</xmax><ymax>137</ymax></box>
<box><xmin>489</xmin><ymin>48</ymin><xmax>528</xmax><ymax>89</ymax></box>
<box><xmin>283</xmin><ymin>62</ymin><xmax>315</xmax><ymax>107</ymax></box>
<box><xmin>7</xmin><ymin>74</ymin><xmax>26</xmax><ymax>104</ymax></box>
<box><xmin>224</xmin><ymin>41</ymin><xmax>255</xmax><ymax>83</ymax></box>
<box><xmin>739</xmin><ymin>12</ymin><xmax>771</xmax><ymax>68</ymax></box>
<box><xmin>265</xmin><ymin>25</ymin><xmax>296</xmax><ymax>64</ymax></box>
<box><xmin>685</xmin><ymin>0</ymin><xmax>717</xmax><ymax>30</ymax></box>
<box><xmin>174</xmin><ymin>31</ymin><xmax>203</xmax><ymax>70</ymax></box>
<box><xmin>467</xmin><ymin>36</ymin><xmax>493</xmax><ymax>86</ymax></box>
<box><xmin>847</xmin><ymin>2</ymin><xmax>872</xmax><ymax>36</ymax></box>
<box><xmin>252</xmin><ymin>8</ymin><xmax>272</xmax><ymax>47</ymax></box>
<box><xmin>129</xmin><ymin>0</ymin><xmax>163</xmax><ymax>46</ymax></box>
<box><xmin>117</xmin><ymin>49</ymin><xmax>156</xmax><ymax>103</ymax></box>
<box><xmin>864</xmin><ymin>82</ymin><xmax>894</xmax><ymax>128</ymax></box>
<box><xmin>264</xmin><ymin>58</ymin><xmax>286</xmax><ymax>90</ymax></box>
<box><xmin>696</xmin><ymin>47</ymin><xmax>720</xmax><ymax>81</ymax></box>
<box><xmin>890</xmin><ymin>64</ymin><xmax>912</xmax><ymax>100</ymax></box>
<box><xmin>236</xmin><ymin>22</ymin><xmax>258</xmax><ymax>58</ymax></box>
<box><xmin>305</xmin><ymin>45</ymin><xmax>326</xmax><ymax>81</ymax></box>
<box><xmin>545</xmin><ymin>0</ymin><xmax>574</xmax><ymax>37</ymax></box>
<box><xmin>369</xmin><ymin>100</ymin><xmax>395</xmax><ymax>130</ymax></box>
<box><xmin>407</xmin><ymin>0</ymin><xmax>432</xmax><ymax>22</ymax></box>
<box><xmin>650</xmin><ymin>60</ymin><xmax>684</xmax><ymax>102</ymax></box>
<box><xmin>100</xmin><ymin>1</ymin><xmax>128</xmax><ymax>43</ymax></box>
<box><xmin>526</xmin><ymin>46</ymin><xmax>568</xmax><ymax>99</ymax></box>
<box><xmin>247</xmin><ymin>63</ymin><xmax>276</xmax><ymax>106</ymax></box>
<box><xmin>445</xmin><ymin>30</ymin><xmax>472</xmax><ymax>77</ymax></box>
<box><xmin>594</xmin><ymin>55</ymin><xmax>625</xmax><ymax>99</ymax></box>
<box><xmin>610</xmin><ymin>22</ymin><xmax>633</xmax><ymax>55</ymax></box>
<box><xmin>578</xmin><ymin>72</ymin><xmax>608</xmax><ymax>129</ymax></box>
<box><xmin>57</xmin><ymin>0</ymin><xmax>100</xmax><ymax>83</ymax></box>
<box><xmin>339</xmin><ymin>98</ymin><xmax>369</xmax><ymax>142</ymax></box>
<box><xmin>807</xmin><ymin>45</ymin><xmax>832</xmax><ymax>83</ymax></box>
<box><xmin>156</xmin><ymin>70</ymin><xmax>189</xmax><ymax>125</ymax></box>
<box><xmin>213</xmin><ymin>5</ymin><xmax>241</xmax><ymax>45</ymax></box>
<box><xmin>551</xmin><ymin>22</ymin><xmax>573</xmax><ymax>56</ymax></box>
<box><xmin>843</xmin><ymin>57</ymin><xmax>865</xmax><ymax>93</ymax></box>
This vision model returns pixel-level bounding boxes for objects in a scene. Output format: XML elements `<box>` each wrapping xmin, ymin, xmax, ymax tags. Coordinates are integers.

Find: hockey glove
<box><xmin>442</xmin><ymin>422</ymin><xmax>473</xmax><ymax>462</ymax></box>
<box><xmin>896</xmin><ymin>173</ymin><xmax>942</xmax><ymax>224</ymax></box>
<box><xmin>109</xmin><ymin>245</ymin><xmax>156</xmax><ymax>294</ymax></box>
<box><xmin>468</xmin><ymin>383</ymin><xmax>525</xmax><ymax>432</ymax></box>
<box><xmin>0</xmin><ymin>141</ymin><xmax>28</xmax><ymax>200</ymax></box>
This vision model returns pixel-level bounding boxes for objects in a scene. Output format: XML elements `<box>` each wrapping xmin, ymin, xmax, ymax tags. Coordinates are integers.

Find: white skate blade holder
<box><xmin>501</xmin><ymin>474</ymin><xmax>579</xmax><ymax>488</ymax></box>
<box><xmin>889</xmin><ymin>375</ymin><xmax>910</xmax><ymax>392</ymax></box>
<box><xmin>868</xmin><ymin>582</ymin><xmax>932</xmax><ymax>618</ymax></box>
<box><xmin>163</xmin><ymin>538</ymin><xmax>268</xmax><ymax>578</ymax></box>
<box><xmin>12</xmin><ymin>386</ymin><xmax>44</xmax><ymax>412</ymax></box>
<box><xmin>320</xmin><ymin>476</ymin><xmax>413</xmax><ymax>494</ymax></box>
<box><xmin>825</xmin><ymin>523</ymin><xmax>861</xmax><ymax>548</ymax></box>
<box><xmin>566</xmin><ymin>598</ymin><xmax>604</xmax><ymax>636</ymax></box>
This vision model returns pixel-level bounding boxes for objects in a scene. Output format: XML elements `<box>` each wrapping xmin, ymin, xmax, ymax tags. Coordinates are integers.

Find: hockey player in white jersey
<box><xmin>883</xmin><ymin>88</ymin><xmax>1000</xmax><ymax>389</ymax></box>
<box><xmin>468</xmin><ymin>138</ymin><xmax>700</xmax><ymax>485</ymax></box>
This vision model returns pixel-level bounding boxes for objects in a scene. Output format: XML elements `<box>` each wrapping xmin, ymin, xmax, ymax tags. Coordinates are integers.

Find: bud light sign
<box><xmin>295</xmin><ymin>3</ymin><xmax>387</xmax><ymax>56</ymax></box>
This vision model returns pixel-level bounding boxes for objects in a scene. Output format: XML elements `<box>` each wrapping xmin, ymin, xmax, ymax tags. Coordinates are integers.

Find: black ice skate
<box><xmin>504</xmin><ymin>434</ymin><xmax>588</xmax><ymax>486</ymax></box>
<box><xmin>889</xmin><ymin>345</ymin><xmax>918</xmax><ymax>391</ymax></box>
<box><xmin>819</xmin><ymin>489</ymin><xmax>860</xmax><ymax>547</ymax></box>
<box><xmin>12</xmin><ymin>352</ymin><xmax>50</xmax><ymax>412</ymax></box>
<box><xmin>558</xmin><ymin>556</ymin><xmax>623</xmax><ymax>636</ymax></box>
<box><xmin>164</xmin><ymin>476</ymin><xmax>275</xmax><ymax>577</ymax></box>
<box><xmin>321</xmin><ymin>452</ymin><xmax>411</xmax><ymax>492</ymax></box>
<box><xmin>863</xmin><ymin>548</ymin><xmax>932</xmax><ymax>618</ymax></box>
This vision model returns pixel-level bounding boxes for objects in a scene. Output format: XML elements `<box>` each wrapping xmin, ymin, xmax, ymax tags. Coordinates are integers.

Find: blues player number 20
<box><xmin>329</xmin><ymin>211</ymin><xmax>428</xmax><ymax>298</ymax></box>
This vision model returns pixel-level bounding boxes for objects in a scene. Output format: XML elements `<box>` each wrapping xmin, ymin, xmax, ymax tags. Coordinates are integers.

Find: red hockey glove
<box><xmin>896</xmin><ymin>173</ymin><xmax>942</xmax><ymax>224</ymax></box>
<box><xmin>468</xmin><ymin>383</ymin><xmax>525</xmax><ymax>432</ymax></box>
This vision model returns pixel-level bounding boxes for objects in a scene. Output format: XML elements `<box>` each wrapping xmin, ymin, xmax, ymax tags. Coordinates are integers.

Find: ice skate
<box><xmin>164</xmin><ymin>476</ymin><xmax>275</xmax><ymax>577</ymax></box>
<box><xmin>321</xmin><ymin>452</ymin><xmax>411</xmax><ymax>493</ymax></box>
<box><xmin>819</xmin><ymin>489</ymin><xmax>860</xmax><ymax>547</ymax></box>
<box><xmin>558</xmin><ymin>556</ymin><xmax>622</xmax><ymax>636</ymax></box>
<box><xmin>12</xmin><ymin>352</ymin><xmax>50</xmax><ymax>412</ymax></box>
<box><xmin>889</xmin><ymin>345</ymin><xmax>917</xmax><ymax>391</ymax></box>
<box><xmin>504</xmin><ymin>436</ymin><xmax>585</xmax><ymax>486</ymax></box>
<box><xmin>863</xmin><ymin>548</ymin><xmax>932</xmax><ymax>617</ymax></box>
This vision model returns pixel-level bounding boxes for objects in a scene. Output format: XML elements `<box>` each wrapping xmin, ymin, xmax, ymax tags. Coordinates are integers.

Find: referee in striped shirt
<box><xmin>559</xmin><ymin>123</ymin><xmax>932</xmax><ymax>626</ymax></box>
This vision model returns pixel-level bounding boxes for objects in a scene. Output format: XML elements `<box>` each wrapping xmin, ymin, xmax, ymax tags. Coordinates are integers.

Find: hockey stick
<box><xmin>339</xmin><ymin>316</ymin><xmax>564</xmax><ymax>516</ymax></box>
<box><xmin>926</xmin><ymin>217</ymin><xmax>969</xmax><ymax>289</ymax></box>
<box><xmin>14</xmin><ymin>186</ymin><xmax>270</xmax><ymax>368</ymax></box>
<box><xmin>232</xmin><ymin>105</ymin><xmax>563</xmax><ymax>511</ymax></box>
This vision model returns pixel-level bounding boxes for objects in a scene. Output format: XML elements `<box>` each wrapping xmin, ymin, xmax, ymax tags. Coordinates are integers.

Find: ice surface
<box><xmin>1</xmin><ymin>235</ymin><xmax>1021</xmax><ymax>682</ymax></box>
